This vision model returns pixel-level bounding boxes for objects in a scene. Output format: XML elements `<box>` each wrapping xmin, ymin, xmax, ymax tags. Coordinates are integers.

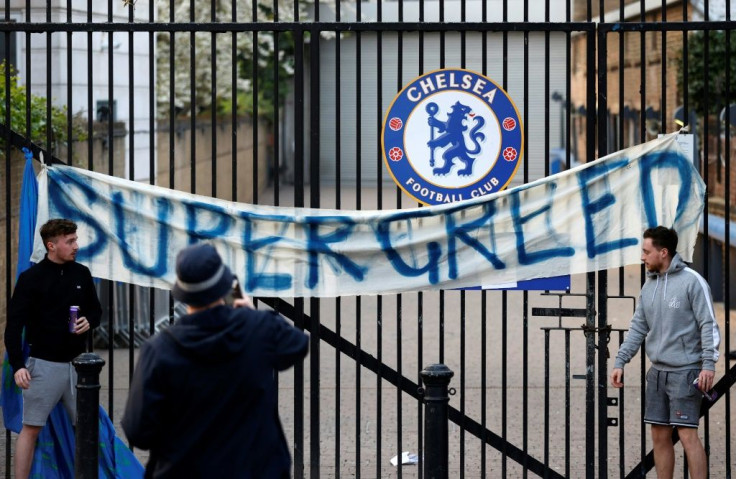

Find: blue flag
<box><xmin>1</xmin><ymin>149</ymin><xmax>143</xmax><ymax>478</ymax></box>
<box><xmin>1</xmin><ymin>147</ymin><xmax>36</xmax><ymax>433</ymax></box>
<box><xmin>29</xmin><ymin>405</ymin><xmax>144</xmax><ymax>478</ymax></box>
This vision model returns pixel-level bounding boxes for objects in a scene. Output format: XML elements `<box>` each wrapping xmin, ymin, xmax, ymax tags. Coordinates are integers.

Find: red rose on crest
<box><xmin>503</xmin><ymin>147</ymin><xmax>517</xmax><ymax>162</ymax></box>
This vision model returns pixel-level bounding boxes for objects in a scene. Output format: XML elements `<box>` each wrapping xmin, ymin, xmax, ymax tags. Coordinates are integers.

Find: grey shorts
<box><xmin>22</xmin><ymin>357</ymin><xmax>77</xmax><ymax>427</ymax></box>
<box><xmin>644</xmin><ymin>367</ymin><xmax>702</xmax><ymax>428</ymax></box>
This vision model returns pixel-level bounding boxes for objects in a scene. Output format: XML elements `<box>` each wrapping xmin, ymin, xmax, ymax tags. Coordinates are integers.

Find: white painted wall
<box><xmin>309</xmin><ymin>0</ymin><xmax>572</xmax><ymax>187</ymax></box>
<box><xmin>8</xmin><ymin>0</ymin><xmax>156</xmax><ymax>181</ymax></box>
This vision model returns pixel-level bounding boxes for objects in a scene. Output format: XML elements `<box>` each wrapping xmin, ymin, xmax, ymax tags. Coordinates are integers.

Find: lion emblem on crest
<box><xmin>426</xmin><ymin>101</ymin><xmax>485</xmax><ymax>176</ymax></box>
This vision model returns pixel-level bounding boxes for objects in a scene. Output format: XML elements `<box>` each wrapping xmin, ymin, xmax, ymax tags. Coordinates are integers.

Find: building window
<box><xmin>0</xmin><ymin>31</ymin><xmax>18</xmax><ymax>68</ymax></box>
<box><xmin>96</xmin><ymin>100</ymin><xmax>117</xmax><ymax>122</ymax></box>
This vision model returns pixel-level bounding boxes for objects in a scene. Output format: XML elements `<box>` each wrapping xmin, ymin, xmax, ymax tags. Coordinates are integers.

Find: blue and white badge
<box><xmin>382</xmin><ymin>68</ymin><xmax>524</xmax><ymax>205</ymax></box>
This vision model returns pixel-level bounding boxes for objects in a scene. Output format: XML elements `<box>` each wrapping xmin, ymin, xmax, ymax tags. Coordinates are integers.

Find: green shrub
<box><xmin>678</xmin><ymin>31</ymin><xmax>736</xmax><ymax>117</ymax></box>
<box><xmin>0</xmin><ymin>62</ymin><xmax>86</xmax><ymax>154</ymax></box>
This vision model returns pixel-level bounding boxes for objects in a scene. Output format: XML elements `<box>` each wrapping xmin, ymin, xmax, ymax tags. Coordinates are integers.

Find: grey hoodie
<box><xmin>614</xmin><ymin>254</ymin><xmax>720</xmax><ymax>372</ymax></box>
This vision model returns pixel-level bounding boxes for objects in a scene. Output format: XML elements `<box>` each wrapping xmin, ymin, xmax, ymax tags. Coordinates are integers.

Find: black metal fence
<box><xmin>2</xmin><ymin>0</ymin><xmax>734</xmax><ymax>477</ymax></box>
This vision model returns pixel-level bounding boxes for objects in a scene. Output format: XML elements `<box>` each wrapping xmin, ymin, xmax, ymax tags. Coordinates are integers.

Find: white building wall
<box><xmin>8</xmin><ymin>0</ymin><xmax>156</xmax><ymax>181</ymax></box>
<box><xmin>310</xmin><ymin>0</ymin><xmax>573</xmax><ymax>188</ymax></box>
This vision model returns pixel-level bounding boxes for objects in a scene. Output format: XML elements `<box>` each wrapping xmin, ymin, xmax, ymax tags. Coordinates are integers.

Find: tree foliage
<box><xmin>156</xmin><ymin>0</ymin><xmax>302</xmax><ymax>121</ymax></box>
<box><xmin>677</xmin><ymin>30</ymin><xmax>736</xmax><ymax>116</ymax></box>
<box><xmin>233</xmin><ymin>5</ymin><xmax>296</xmax><ymax>121</ymax></box>
<box><xmin>0</xmin><ymin>63</ymin><xmax>86</xmax><ymax>153</ymax></box>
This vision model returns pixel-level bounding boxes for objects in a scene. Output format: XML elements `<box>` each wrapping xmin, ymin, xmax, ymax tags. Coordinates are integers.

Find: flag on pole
<box><xmin>1</xmin><ymin>147</ymin><xmax>37</xmax><ymax>433</ymax></box>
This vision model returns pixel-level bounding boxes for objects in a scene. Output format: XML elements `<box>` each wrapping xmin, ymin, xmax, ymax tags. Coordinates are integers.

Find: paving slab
<box><xmin>2</xmin><ymin>265</ymin><xmax>735</xmax><ymax>478</ymax></box>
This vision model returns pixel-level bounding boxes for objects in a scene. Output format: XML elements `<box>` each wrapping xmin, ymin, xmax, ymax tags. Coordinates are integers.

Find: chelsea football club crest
<box><xmin>382</xmin><ymin>68</ymin><xmax>524</xmax><ymax>205</ymax></box>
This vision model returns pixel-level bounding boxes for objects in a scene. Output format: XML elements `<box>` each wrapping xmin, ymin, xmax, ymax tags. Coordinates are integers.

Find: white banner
<box><xmin>33</xmin><ymin>132</ymin><xmax>705</xmax><ymax>298</ymax></box>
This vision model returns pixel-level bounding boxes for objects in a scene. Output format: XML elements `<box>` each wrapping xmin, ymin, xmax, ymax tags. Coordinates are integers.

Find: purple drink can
<box><xmin>693</xmin><ymin>378</ymin><xmax>718</xmax><ymax>402</ymax></box>
<box><xmin>69</xmin><ymin>306</ymin><xmax>79</xmax><ymax>333</ymax></box>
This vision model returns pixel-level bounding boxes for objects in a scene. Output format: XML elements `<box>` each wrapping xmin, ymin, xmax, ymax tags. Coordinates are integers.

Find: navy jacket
<box><xmin>5</xmin><ymin>256</ymin><xmax>102</xmax><ymax>372</ymax></box>
<box><xmin>122</xmin><ymin>305</ymin><xmax>309</xmax><ymax>479</ymax></box>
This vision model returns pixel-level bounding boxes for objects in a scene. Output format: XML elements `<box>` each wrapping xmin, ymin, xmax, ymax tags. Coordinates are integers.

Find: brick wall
<box><xmin>156</xmin><ymin>115</ymin><xmax>270</xmax><ymax>203</ymax></box>
<box><xmin>570</xmin><ymin>3</ymin><xmax>688</xmax><ymax>159</ymax></box>
<box><xmin>573</xmin><ymin>0</ymin><xmax>683</xmax><ymax>22</ymax></box>
<box><xmin>706</xmin><ymin>132</ymin><xmax>736</xmax><ymax>217</ymax></box>
<box><xmin>601</xmin><ymin>4</ymin><xmax>685</xmax><ymax>124</ymax></box>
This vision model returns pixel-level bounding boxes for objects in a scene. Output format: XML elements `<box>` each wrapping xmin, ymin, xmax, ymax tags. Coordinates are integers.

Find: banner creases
<box><xmin>32</xmin><ymin>132</ymin><xmax>705</xmax><ymax>298</ymax></box>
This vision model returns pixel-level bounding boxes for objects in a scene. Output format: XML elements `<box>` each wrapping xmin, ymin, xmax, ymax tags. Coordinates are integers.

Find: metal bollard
<box><xmin>420</xmin><ymin>364</ymin><xmax>454</xmax><ymax>479</ymax></box>
<box><xmin>73</xmin><ymin>353</ymin><xmax>105</xmax><ymax>479</ymax></box>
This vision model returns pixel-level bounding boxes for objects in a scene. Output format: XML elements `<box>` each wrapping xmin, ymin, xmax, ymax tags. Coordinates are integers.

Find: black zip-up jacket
<box><xmin>5</xmin><ymin>256</ymin><xmax>102</xmax><ymax>372</ymax></box>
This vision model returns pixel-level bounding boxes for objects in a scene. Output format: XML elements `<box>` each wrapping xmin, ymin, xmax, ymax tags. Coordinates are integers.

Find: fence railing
<box><xmin>2</xmin><ymin>1</ymin><xmax>734</xmax><ymax>477</ymax></box>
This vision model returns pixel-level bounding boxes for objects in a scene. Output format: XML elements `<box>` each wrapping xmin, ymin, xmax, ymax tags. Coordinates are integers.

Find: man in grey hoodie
<box><xmin>611</xmin><ymin>226</ymin><xmax>720</xmax><ymax>479</ymax></box>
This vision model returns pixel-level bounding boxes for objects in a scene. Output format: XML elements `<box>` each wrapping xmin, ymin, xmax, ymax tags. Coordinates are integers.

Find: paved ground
<box><xmin>1</xmin><ymin>266</ymin><xmax>735</xmax><ymax>477</ymax></box>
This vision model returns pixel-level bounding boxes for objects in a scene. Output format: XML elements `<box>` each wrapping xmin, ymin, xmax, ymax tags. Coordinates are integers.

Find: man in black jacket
<box><xmin>5</xmin><ymin>218</ymin><xmax>102</xmax><ymax>479</ymax></box>
<box><xmin>122</xmin><ymin>243</ymin><xmax>309</xmax><ymax>478</ymax></box>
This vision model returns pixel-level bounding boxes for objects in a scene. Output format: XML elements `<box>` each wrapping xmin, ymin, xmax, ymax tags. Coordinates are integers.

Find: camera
<box><xmin>225</xmin><ymin>276</ymin><xmax>243</xmax><ymax>306</ymax></box>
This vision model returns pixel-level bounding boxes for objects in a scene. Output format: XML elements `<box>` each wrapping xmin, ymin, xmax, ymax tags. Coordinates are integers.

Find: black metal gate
<box><xmin>1</xmin><ymin>1</ymin><xmax>734</xmax><ymax>478</ymax></box>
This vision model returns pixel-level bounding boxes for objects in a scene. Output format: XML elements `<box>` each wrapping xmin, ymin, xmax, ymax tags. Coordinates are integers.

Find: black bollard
<box><xmin>420</xmin><ymin>364</ymin><xmax>454</xmax><ymax>479</ymax></box>
<box><xmin>73</xmin><ymin>353</ymin><xmax>106</xmax><ymax>479</ymax></box>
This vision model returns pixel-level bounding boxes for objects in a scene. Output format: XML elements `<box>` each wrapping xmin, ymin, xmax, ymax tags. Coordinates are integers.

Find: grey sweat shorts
<box><xmin>22</xmin><ymin>357</ymin><xmax>77</xmax><ymax>426</ymax></box>
<box><xmin>644</xmin><ymin>367</ymin><xmax>702</xmax><ymax>428</ymax></box>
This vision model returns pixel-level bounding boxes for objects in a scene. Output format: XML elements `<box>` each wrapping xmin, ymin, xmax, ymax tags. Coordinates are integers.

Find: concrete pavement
<box><xmin>2</xmin><ymin>266</ymin><xmax>735</xmax><ymax>477</ymax></box>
